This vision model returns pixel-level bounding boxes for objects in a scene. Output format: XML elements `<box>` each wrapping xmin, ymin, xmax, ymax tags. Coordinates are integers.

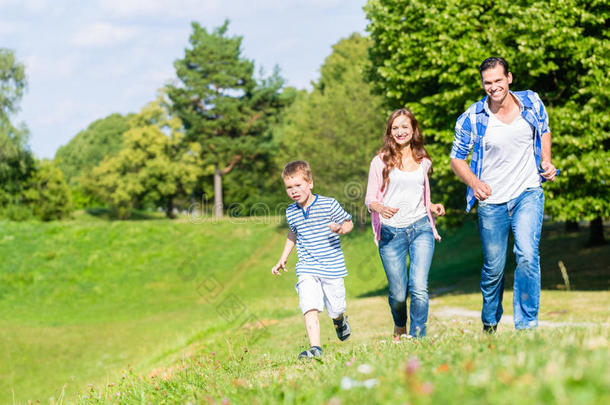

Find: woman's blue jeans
<box><xmin>378</xmin><ymin>216</ymin><xmax>435</xmax><ymax>337</ymax></box>
<box><xmin>477</xmin><ymin>186</ymin><xmax>544</xmax><ymax>329</ymax></box>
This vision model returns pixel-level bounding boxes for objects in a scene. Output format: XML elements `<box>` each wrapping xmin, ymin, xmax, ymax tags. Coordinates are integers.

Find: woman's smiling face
<box><xmin>391</xmin><ymin>114</ymin><xmax>413</xmax><ymax>146</ymax></box>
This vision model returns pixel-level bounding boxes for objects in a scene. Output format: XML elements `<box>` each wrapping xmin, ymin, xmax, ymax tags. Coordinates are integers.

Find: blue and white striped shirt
<box><xmin>450</xmin><ymin>90</ymin><xmax>552</xmax><ymax>212</ymax></box>
<box><xmin>286</xmin><ymin>195</ymin><xmax>351</xmax><ymax>278</ymax></box>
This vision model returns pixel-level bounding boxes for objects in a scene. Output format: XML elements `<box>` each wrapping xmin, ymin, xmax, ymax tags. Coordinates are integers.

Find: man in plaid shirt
<box><xmin>450</xmin><ymin>57</ymin><xmax>558</xmax><ymax>333</ymax></box>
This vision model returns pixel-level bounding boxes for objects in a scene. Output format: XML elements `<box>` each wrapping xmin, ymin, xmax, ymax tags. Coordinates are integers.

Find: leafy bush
<box><xmin>22</xmin><ymin>160</ymin><xmax>72</xmax><ymax>221</ymax></box>
<box><xmin>0</xmin><ymin>203</ymin><xmax>34</xmax><ymax>221</ymax></box>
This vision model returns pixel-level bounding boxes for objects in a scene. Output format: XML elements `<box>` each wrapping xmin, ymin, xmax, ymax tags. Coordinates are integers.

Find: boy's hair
<box><xmin>282</xmin><ymin>160</ymin><xmax>313</xmax><ymax>182</ymax></box>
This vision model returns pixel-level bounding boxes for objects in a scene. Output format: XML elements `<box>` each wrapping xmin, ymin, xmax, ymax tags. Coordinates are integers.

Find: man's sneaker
<box><xmin>298</xmin><ymin>345</ymin><xmax>323</xmax><ymax>359</ymax></box>
<box><xmin>483</xmin><ymin>324</ymin><xmax>497</xmax><ymax>334</ymax></box>
<box><xmin>333</xmin><ymin>315</ymin><xmax>351</xmax><ymax>341</ymax></box>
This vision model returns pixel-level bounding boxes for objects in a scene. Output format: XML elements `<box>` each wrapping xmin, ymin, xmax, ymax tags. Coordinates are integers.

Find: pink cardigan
<box><xmin>365</xmin><ymin>154</ymin><xmax>441</xmax><ymax>244</ymax></box>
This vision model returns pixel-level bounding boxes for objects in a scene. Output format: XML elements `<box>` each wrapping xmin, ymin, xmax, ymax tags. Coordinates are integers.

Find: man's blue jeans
<box><xmin>378</xmin><ymin>216</ymin><xmax>435</xmax><ymax>337</ymax></box>
<box><xmin>477</xmin><ymin>186</ymin><xmax>544</xmax><ymax>329</ymax></box>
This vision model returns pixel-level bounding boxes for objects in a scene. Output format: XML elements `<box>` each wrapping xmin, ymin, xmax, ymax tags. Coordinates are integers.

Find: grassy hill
<box><xmin>0</xmin><ymin>215</ymin><xmax>608</xmax><ymax>403</ymax></box>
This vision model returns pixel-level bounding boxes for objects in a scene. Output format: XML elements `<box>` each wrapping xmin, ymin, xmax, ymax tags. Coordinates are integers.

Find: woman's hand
<box><xmin>431</xmin><ymin>203</ymin><xmax>445</xmax><ymax>217</ymax></box>
<box><xmin>371</xmin><ymin>202</ymin><xmax>399</xmax><ymax>219</ymax></box>
<box><xmin>379</xmin><ymin>206</ymin><xmax>399</xmax><ymax>219</ymax></box>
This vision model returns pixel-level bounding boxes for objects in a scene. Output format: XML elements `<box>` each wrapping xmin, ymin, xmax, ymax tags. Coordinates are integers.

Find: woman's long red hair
<box><xmin>379</xmin><ymin>108</ymin><xmax>430</xmax><ymax>192</ymax></box>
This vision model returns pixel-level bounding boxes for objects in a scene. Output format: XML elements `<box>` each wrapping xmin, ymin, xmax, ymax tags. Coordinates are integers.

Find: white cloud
<box><xmin>143</xmin><ymin>67</ymin><xmax>175</xmax><ymax>83</ymax></box>
<box><xmin>23</xmin><ymin>0</ymin><xmax>48</xmax><ymax>12</ymax></box>
<box><xmin>0</xmin><ymin>20</ymin><xmax>23</xmax><ymax>35</ymax></box>
<box><xmin>0</xmin><ymin>0</ymin><xmax>49</xmax><ymax>13</ymax></box>
<box><xmin>25</xmin><ymin>53</ymin><xmax>81</xmax><ymax>79</ymax></box>
<box><xmin>87</xmin><ymin>62</ymin><xmax>130</xmax><ymax>80</ymax></box>
<box><xmin>97</xmin><ymin>0</ymin><xmax>345</xmax><ymax>19</ymax></box>
<box><xmin>35</xmin><ymin>99</ymin><xmax>85</xmax><ymax>126</ymax></box>
<box><xmin>14</xmin><ymin>0</ymin><xmax>368</xmax><ymax>159</ymax></box>
<box><xmin>238</xmin><ymin>0</ymin><xmax>344</xmax><ymax>11</ymax></box>
<box><xmin>70</xmin><ymin>22</ymin><xmax>140</xmax><ymax>47</ymax></box>
<box><xmin>28</xmin><ymin>100</ymin><xmax>108</xmax><ymax>157</ymax></box>
<box><xmin>99</xmin><ymin>0</ymin><xmax>221</xmax><ymax>19</ymax></box>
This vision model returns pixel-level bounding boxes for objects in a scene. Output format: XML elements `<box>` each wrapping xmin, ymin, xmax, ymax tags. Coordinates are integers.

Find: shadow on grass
<box><xmin>356</xmin><ymin>282</ymin><xmax>480</xmax><ymax>299</ymax></box>
<box><xmin>85</xmin><ymin>207</ymin><xmax>167</xmax><ymax>221</ymax></box>
<box><xmin>356</xmin><ymin>220</ymin><xmax>609</xmax><ymax>298</ymax></box>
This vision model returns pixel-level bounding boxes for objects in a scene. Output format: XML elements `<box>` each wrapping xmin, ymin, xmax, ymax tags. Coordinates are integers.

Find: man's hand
<box><xmin>541</xmin><ymin>161</ymin><xmax>557</xmax><ymax>181</ymax></box>
<box><xmin>430</xmin><ymin>203</ymin><xmax>446</xmax><ymax>216</ymax></box>
<box><xmin>271</xmin><ymin>259</ymin><xmax>288</xmax><ymax>276</ymax></box>
<box><xmin>471</xmin><ymin>179</ymin><xmax>492</xmax><ymax>201</ymax></box>
<box><xmin>451</xmin><ymin>158</ymin><xmax>491</xmax><ymax>201</ymax></box>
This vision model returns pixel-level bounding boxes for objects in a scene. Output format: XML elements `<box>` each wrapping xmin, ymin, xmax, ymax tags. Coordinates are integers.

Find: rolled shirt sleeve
<box><xmin>533</xmin><ymin>91</ymin><xmax>550</xmax><ymax>135</ymax></box>
<box><xmin>450</xmin><ymin>112</ymin><xmax>475</xmax><ymax>160</ymax></box>
<box><xmin>330</xmin><ymin>199</ymin><xmax>351</xmax><ymax>224</ymax></box>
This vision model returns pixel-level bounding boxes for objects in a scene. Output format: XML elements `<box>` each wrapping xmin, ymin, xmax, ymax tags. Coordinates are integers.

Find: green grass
<box><xmin>0</xmin><ymin>216</ymin><xmax>608</xmax><ymax>403</ymax></box>
<box><xmin>77</xmin><ymin>299</ymin><xmax>609</xmax><ymax>405</ymax></box>
<box><xmin>0</xmin><ymin>216</ymin><xmax>285</xmax><ymax>402</ymax></box>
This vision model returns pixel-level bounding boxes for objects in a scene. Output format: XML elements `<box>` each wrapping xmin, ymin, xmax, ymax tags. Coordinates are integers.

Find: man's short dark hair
<box><xmin>479</xmin><ymin>57</ymin><xmax>509</xmax><ymax>76</ymax></box>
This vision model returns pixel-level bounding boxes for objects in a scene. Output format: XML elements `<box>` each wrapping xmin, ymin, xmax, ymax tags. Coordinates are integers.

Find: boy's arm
<box><xmin>328</xmin><ymin>198</ymin><xmax>353</xmax><ymax>235</ymax></box>
<box><xmin>271</xmin><ymin>229</ymin><xmax>297</xmax><ymax>275</ymax></box>
<box><xmin>329</xmin><ymin>219</ymin><xmax>353</xmax><ymax>235</ymax></box>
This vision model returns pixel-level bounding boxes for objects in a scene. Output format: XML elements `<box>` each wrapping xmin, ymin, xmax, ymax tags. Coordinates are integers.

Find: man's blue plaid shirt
<box><xmin>450</xmin><ymin>90</ymin><xmax>551</xmax><ymax>212</ymax></box>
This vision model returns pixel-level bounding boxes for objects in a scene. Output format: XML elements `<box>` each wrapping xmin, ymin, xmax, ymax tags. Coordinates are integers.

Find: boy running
<box><xmin>272</xmin><ymin>161</ymin><xmax>353</xmax><ymax>359</ymax></box>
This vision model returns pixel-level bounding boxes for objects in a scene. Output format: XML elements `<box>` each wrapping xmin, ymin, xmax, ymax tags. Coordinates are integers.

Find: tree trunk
<box><xmin>165</xmin><ymin>196</ymin><xmax>175</xmax><ymax>219</ymax></box>
<box><xmin>565</xmin><ymin>220</ymin><xmax>579</xmax><ymax>232</ymax></box>
<box><xmin>589</xmin><ymin>216</ymin><xmax>606</xmax><ymax>246</ymax></box>
<box><xmin>214</xmin><ymin>164</ymin><xmax>223</xmax><ymax>218</ymax></box>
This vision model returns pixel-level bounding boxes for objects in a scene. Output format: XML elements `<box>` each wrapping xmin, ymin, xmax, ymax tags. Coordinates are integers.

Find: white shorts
<box><xmin>296</xmin><ymin>275</ymin><xmax>346</xmax><ymax>319</ymax></box>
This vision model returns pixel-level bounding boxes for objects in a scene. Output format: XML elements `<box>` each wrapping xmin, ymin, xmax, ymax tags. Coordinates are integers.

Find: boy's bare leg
<box><xmin>304</xmin><ymin>309</ymin><xmax>321</xmax><ymax>347</ymax></box>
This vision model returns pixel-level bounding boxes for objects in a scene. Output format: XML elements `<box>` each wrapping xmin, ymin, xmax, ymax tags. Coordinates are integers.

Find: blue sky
<box><xmin>1</xmin><ymin>0</ymin><xmax>368</xmax><ymax>159</ymax></box>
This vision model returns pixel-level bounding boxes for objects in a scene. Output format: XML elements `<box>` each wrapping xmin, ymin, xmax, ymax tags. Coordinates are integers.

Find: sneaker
<box><xmin>483</xmin><ymin>324</ymin><xmax>497</xmax><ymax>334</ymax></box>
<box><xmin>333</xmin><ymin>315</ymin><xmax>351</xmax><ymax>341</ymax></box>
<box><xmin>298</xmin><ymin>345</ymin><xmax>323</xmax><ymax>359</ymax></box>
<box><xmin>392</xmin><ymin>333</ymin><xmax>411</xmax><ymax>343</ymax></box>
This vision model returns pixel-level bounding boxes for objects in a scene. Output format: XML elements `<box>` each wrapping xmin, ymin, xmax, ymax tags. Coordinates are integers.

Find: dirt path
<box><xmin>432</xmin><ymin>306</ymin><xmax>610</xmax><ymax>328</ymax></box>
<box><xmin>346</xmin><ymin>296</ymin><xmax>609</xmax><ymax>333</ymax></box>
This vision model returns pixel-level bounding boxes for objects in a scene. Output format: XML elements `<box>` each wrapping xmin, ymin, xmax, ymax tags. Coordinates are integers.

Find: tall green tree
<box><xmin>0</xmin><ymin>122</ymin><xmax>33</xmax><ymax>207</ymax></box>
<box><xmin>0</xmin><ymin>48</ymin><xmax>34</xmax><ymax>208</ymax></box>
<box><xmin>85</xmin><ymin>99</ymin><xmax>203</xmax><ymax>219</ymax></box>
<box><xmin>1</xmin><ymin>49</ymin><xmax>72</xmax><ymax>221</ymax></box>
<box><xmin>54</xmin><ymin>113</ymin><xmax>132</xmax><ymax>185</ymax></box>
<box><xmin>365</xmin><ymin>0</ymin><xmax>609</xmax><ymax>241</ymax></box>
<box><xmin>0</xmin><ymin>48</ymin><xmax>26</xmax><ymax>117</ymax></box>
<box><xmin>221</xmin><ymin>84</ymin><xmax>299</xmax><ymax>216</ymax></box>
<box><xmin>275</xmin><ymin>33</ymin><xmax>386</xmax><ymax>223</ymax></box>
<box><xmin>167</xmin><ymin>20</ymin><xmax>285</xmax><ymax>217</ymax></box>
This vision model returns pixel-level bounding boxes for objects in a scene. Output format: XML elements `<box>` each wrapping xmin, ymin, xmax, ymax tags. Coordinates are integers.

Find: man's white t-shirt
<box><xmin>480</xmin><ymin>103</ymin><xmax>541</xmax><ymax>204</ymax></box>
<box><xmin>380</xmin><ymin>165</ymin><xmax>427</xmax><ymax>227</ymax></box>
